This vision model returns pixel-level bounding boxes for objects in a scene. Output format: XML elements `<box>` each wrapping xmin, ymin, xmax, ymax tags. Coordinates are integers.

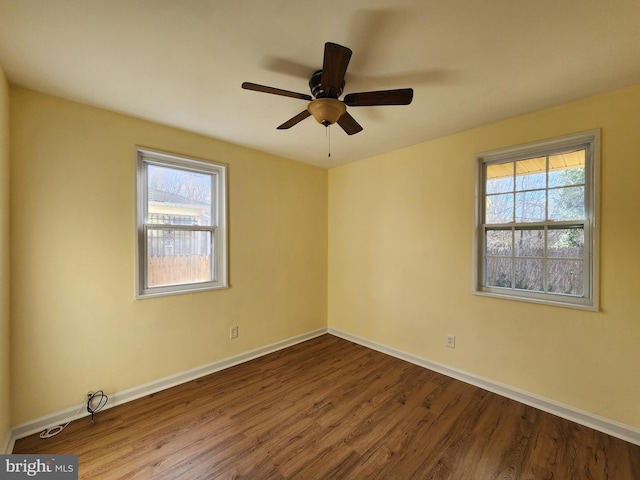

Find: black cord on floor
<box><xmin>40</xmin><ymin>390</ymin><xmax>109</xmax><ymax>439</ymax></box>
<box><xmin>87</xmin><ymin>390</ymin><xmax>108</xmax><ymax>423</ymax></box>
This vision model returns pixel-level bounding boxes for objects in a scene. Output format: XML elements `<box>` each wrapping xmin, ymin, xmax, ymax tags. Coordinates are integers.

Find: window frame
<box><xmin>136</xmin><ymin>147</ymin><xmax>228</xmax><ymax>298</ymax></box>
<box><xmin>473</xmin><ymin>130</ymin><xmax>600</xmax><ymax>310</ymax></box>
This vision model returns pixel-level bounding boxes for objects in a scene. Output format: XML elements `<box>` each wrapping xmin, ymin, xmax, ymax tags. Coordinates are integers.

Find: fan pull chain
<box><xmin>327</xmin><ymin>124</ymin><xmax>331</xmax><ymax>158</ymax></box>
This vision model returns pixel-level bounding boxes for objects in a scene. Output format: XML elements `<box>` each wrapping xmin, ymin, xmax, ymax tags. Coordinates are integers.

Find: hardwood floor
<box><xmin>13</xmin><ymin>334</ymin><xmax>640</xmax><ymax>479</ymax></box>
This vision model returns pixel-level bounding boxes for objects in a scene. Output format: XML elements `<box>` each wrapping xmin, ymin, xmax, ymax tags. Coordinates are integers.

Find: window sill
<box><xmin>472</xmin><ymin>289</ymin><xmax>599</xmax><ymax>312</ymax></box>
<box><xmin>136</xmin><ymin>283</ymin><xmax>230</xmax><ymax>300</ymax></box>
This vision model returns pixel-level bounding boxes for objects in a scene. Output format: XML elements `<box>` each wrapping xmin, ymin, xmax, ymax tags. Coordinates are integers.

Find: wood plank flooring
<box><xmin>13</xmin><ymin>334</ymin><xmax>640</xmax><ymax>479</ymax></box>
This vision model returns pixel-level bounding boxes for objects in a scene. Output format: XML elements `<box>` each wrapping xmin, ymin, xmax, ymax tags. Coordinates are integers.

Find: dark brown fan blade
<box><xmin>344</xmin><ymin>88</ymin><xmax>414</xmax><ymax>106</ymax></box>
<box><xmin>242</xmin><ymin>82</ymin><xmax>312</xmax><ymax>101</ymax></box>
<box><xmin>321</xmin><ymin>43</ymin><xmax>352</xmax><ymax>97</ymax></box>
<box><xmin>337</xmin><ymin>111</ymin><xmax>363</xmax><ymax>135</ymax></box>
<box><xmin>277</xmin><ymin>110</ymin><xmax>312</xmax><ymax>129</ymax></box>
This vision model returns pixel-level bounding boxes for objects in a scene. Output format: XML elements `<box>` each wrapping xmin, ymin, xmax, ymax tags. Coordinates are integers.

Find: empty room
<box><xmin>1</xmin><ymin>1</ymin><xmax>639</xmax><ymax>478</ymax></box>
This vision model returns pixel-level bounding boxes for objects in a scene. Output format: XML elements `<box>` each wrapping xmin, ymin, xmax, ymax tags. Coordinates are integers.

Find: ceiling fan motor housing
<box><xmin>309</xmin><ymin>70</ymin><xmax>344</xmax><ymax>99</ymax></box>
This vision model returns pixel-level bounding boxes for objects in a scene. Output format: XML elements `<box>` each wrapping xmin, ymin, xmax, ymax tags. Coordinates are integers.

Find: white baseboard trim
<box><xmin>7</xmin><ymin>328</ymin><xmax>328</xmax><ymax>451</ymax></box>
<box><xmin>328</xmin><ymin>327</ymin><xmax>640</xmax><ymax>447</ymax></box>
<box><xmin>2</xmin><ymin>430</ymin><xmax>13</xmax><ymax>456</ymax></box>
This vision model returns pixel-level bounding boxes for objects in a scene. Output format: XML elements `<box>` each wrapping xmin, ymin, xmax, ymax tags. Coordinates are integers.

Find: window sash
<box><xmin>482</xmin><ymin>223</ymin><xmax>589</xmax><ymax>298</ymax></box>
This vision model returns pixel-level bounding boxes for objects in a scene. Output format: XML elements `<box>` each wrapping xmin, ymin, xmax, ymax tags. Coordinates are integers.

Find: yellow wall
<box><xmin>328</xmin><ymin>84</ymin><xmax>640</xmax><ymax>429</ymax></box>
<box><xmin>0</xmin><ymin>65</ymin><xmax>11</xmax><ymax>449</ymax></box>
<box><xmin>9</xmin><ymin>87</ymin><xmax>328</xmax><ymax>425</ymax></box>
<box><xmin>7</xmin><ymin>81</ymin><xmax>640</xmax><ymax>432</ymax></box>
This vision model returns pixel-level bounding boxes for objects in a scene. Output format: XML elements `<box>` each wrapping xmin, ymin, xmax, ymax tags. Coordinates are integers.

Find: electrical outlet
<box><xmin>446</xmin><ymin>335</ymin><xmax>456</xmax><ymax>348</ymax></box>
<box><xmin>230</xmin><ymin>326</ymin><xmax>238</xmax><ymax>339</ymax></box>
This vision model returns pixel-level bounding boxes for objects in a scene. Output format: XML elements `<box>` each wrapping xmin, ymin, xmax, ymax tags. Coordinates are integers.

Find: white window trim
<box><xmin>136</xmin><ymin>147</ymin><xmax>228</xmax><ymax>298</ymax></box>
<box><xmin>472</xmin><ymin>130</ymin><xmax>600</xmax><ymax>310</ymax></box>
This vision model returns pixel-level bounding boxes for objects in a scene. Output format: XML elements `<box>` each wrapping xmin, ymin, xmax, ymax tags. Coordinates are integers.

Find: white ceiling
<box><xmin>1</xmin><ymin>0</ymin><xmax>640</xmax><ymax>168</ymax></box>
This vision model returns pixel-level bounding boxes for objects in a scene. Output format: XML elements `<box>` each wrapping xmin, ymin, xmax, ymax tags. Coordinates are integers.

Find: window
<box><xmin>136</xmin><ymin>148</ymin><xmax>227</xmax><ymax>298</ymax></box>
<box><xmin>473</xmin><ymin>130</ymin><xmax>599</xmax><ymax>309</ymax></box>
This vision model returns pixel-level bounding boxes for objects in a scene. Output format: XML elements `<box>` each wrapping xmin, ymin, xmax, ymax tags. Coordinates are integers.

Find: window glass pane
<box><xmin>485</xmin><ymin>193</ymin><xmax>513</xmax><ymax>224</ymax></box>
<box><xmin>548</xmin><ymin>150</ymin><xmax>585</xmax><ymax>187</ymax></box>
<box><xmin>547</xmin><ymin>259</ymin><xmax>583</xmax><ymax>296</ymax></box>
<box><xmin>485</xmin><ymin>257</ymin><xmax>512</xmax><ymax>288</ymax></box>
<box><xmin>486</xmin><ymin>229</ymin><xmax>512</xmax><ymax>256</ymax></box>
<box><xmin>547</xmin><ymin>228</ymin><xmax>584</xmax><ymax>258</ymax></box>
<box><xmin>514</xmin><ymin>228</ymin><xmax>544</xmax><ymax>257</ymax></box>
<box><xmin>147</xmin><ymin>229</ymin><xmax>213</xmax><ymax>287</ymax></box>
<box><xmin>147</xmin><ymin>164</ymin><xmax>212</xmax><ymax>226</ymax></box>
<box><xmin>515</xmin><ymin>258</ymin><xmax>544</xmax><ymax>291</ymax></box>
<box><xmin>515</xmin><ymin>157</ymin><xmax>547</xmax><ymax>191</ymax></box>
<box><xmin>548</xmin><ymin>186</ymin><xmax>584</xmax><ymax>221</ymax></box>
<box><xmin>515</xmin><ymin>190</ymin><xmax>545</xmax><ymax>222</ymax></box>
<box><xmin>485</xmin><ymin>162</ymin><xmax>514</xmax><ymax>194</ymax></box>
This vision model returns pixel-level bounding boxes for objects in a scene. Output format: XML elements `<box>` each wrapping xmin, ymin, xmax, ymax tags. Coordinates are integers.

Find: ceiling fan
<box><xmin>242</xmin><ymin>42</ymin><xmax>414</xmax><ymax>135</ymax></box>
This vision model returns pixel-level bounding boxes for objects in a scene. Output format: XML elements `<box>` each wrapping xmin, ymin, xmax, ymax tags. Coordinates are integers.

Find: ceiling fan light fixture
<box><xmin>307</xmin><ymin>98</ymin><xmax>346</xmax><ymax>127</ymax></box>
<box><xmin>242</xmin><ymin>42</ymin><xmax>412</xmax><ymax>135</ymax></box>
